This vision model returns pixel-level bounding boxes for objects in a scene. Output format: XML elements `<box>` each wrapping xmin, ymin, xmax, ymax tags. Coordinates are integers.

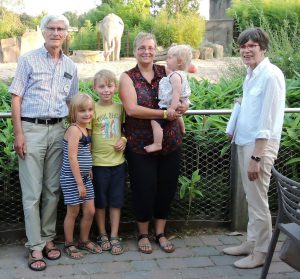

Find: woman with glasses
<box><xmin>119</xmin><ymin>32</ymin><xmax>189</xmax><ymax>254</ymax></box>
<box><xmin>223</xmin><ymin>27</ymin><xmax>286</xmax><ymax>269</ymax></box>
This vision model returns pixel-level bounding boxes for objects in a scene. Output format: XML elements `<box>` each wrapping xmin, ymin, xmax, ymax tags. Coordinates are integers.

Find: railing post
<box><xmin>230</xmin><ymin>143</ymin><xmax>248</xmax><ymax>231</ymax></box>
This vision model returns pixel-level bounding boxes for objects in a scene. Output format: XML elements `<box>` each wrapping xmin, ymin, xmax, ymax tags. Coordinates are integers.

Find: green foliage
<box><xmin>227</xmin><ymin>0</ymin><xmax>300</xmax><ymax>32</ymax></box>
<box><xmin>0</xmin><ymin>7</ymin><xmax>25</xmax><ymax>39</ymax></box>
<box><xmin>70</xmin><ymin>20</ymin><xmax>98</xmax><ymax>50</ymax></box>
<box><xmin>179</xmin><ymin>169</ymin><xmax>203</xmax><ymax>222</ymax></box>
<box><xmin>165</xmin><ymin>0</ymin><xmax>199</xmax><ymax>15</ymax></box>
<box><xmin>153</xmin><ymin>11</ymin><xmax>206</xmax><ymax>48</ymax></box>
<box><xmin>227</xmin><ymin>1</ymin><xmax>300</xmax><ymax>78</ymax></box>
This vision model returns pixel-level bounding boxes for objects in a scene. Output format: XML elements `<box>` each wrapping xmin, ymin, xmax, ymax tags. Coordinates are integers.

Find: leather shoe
<box><xmin>223</xmin><ymin>241</ymin><xmax>255</xmax><ymax>256</ymax></box>
<box><xmin>233</xmin><ymin>251</ymin><xmax>266</xmax><ymax>269</ymax></box>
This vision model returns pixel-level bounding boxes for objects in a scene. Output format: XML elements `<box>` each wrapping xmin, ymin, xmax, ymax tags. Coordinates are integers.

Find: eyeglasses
<box><xmin>239</xmin><ymin>44</ymin><xmax>260</xmax><ymax>50</ymax></box>
<box><xmin>45</xmin><ymin>27</ymin><xmax>66</xmax><ymax>34</ymax></box>
<box><xmin>137</xmin><ymin>46</ymin><xmax>156</xmax><ymax>53</ymax></box>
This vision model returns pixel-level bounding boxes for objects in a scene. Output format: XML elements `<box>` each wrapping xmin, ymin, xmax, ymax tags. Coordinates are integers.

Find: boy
<box><xmin>90</xmin><ymin>69</ymin><xmax>126</xmax><ymax>255</ymax></box>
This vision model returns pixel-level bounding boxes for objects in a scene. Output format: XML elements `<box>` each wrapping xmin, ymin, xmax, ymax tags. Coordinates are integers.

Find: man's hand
<box><xmin>14</xmin><ymin>134</ymin><xmax>26</xmax><ymax>160</ymax></box>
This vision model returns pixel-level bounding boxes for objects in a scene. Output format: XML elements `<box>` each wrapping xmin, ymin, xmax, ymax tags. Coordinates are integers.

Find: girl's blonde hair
<box><xmin>68</xmin><ymin>93</ymin><xmax>94</xmax><ymax>124</ymax></box>
<box><xmin>168</xmin><ymin>44</ymin><xmax>192</xmax><ymax>70</ymax></box>
<box><xmin>93</xmin><ymin>69</ymin><xmax>117</xmax><ymax>86</ymax></box>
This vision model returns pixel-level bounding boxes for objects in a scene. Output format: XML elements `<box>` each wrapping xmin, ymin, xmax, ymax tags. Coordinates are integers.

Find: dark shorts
<box><xmin>92</xmin><ymin>162</ymin><xmax>126</xmax><ymax>208</ymax></box>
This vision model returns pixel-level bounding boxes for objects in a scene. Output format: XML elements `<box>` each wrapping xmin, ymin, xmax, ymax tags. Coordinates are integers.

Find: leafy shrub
<box><xmin>0</xmin><ymin>8</ymin><xmax>25</xmax><ymax>39</ymax></box>
<box><xmin>228</xmin><ymin>1</ymin><xmax>300</xmax><ymax>78</ymax></box>
<box><xmin>227</xmin><ymin>0</ymin><xmax>300</xmax><ymax>33</ymax></box>
<box><xmin>70</xmin><ymin>20</ymin><xmax>98</xmax><ymax>50</ymax></box>
<box><xmin>153</xmin><ymin>11</ymin><xmax>206</xmax><ymax>48</ymax></box>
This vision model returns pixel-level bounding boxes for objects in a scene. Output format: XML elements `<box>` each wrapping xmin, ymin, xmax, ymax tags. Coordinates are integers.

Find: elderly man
<box><xmin>224</xmin><ymin>27</ymin><xmax>286</xmax><ymax>269</ymax></box>
<box><xmin>10</xmin><ymin>14</ymin><xmax>78</xmax><ymax>271</ymax></box>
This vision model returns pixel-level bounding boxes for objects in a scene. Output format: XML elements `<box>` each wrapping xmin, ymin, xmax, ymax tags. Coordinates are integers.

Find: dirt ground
<box><xmin>0</xmin><ymin>57</ymin><xmax>243</xmax><ymax>85</ymax></box>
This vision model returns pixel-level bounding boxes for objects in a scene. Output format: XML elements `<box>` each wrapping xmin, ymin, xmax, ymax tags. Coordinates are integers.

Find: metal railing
<box><xmin>0</xmin><ymin>109</ymin><xmax>299</xmax><ymax>241</ymax></box>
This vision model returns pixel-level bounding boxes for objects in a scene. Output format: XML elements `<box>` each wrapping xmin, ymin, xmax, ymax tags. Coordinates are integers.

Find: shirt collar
<box><xmin>41</xmin><ymin>44</ymin><xmax>64</xmax><ymax>60</ymax></box>
<box><xmin>135</xmin><ymin>64</ymin><xmax>165</xmax><ymax>81</ymax></box>
<box><xmin>246</xmin><ymin>57</ymin><xmax>270</xmax><ymax>78</ymax></box>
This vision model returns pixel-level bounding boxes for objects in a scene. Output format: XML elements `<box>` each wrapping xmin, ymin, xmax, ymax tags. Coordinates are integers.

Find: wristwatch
<box><xmin>251</xmin><ymin>155</ymin><xmax>261</xmax><ymax>162</ymax></box>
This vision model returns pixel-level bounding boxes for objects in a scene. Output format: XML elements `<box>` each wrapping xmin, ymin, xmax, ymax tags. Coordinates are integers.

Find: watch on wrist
<box><xmin>251</xmin><ymin>155</ymin><xmax>261</xmax><ymax>162</ymax></box>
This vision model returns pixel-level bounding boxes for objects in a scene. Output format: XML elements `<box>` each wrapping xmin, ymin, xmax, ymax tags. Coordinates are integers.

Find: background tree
<box><xmin>165</xmin><ymin>0</ymin><xmax>199</xmax><ymax>15</ymax></box>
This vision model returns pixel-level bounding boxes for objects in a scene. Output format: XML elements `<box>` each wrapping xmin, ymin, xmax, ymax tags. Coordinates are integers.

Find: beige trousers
<box><xmin>237</xmin><ymin>140</ymin><xmax>279</xmax><ymax>253</ymax></box>
<box><xmin>19</xmin><ymin>121</ymin><xmax>65</xmax><ymax>251</ymax></box>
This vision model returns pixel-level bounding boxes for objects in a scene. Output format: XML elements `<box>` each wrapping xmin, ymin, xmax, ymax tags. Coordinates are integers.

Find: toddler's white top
<box><xmin>158</xmin><ymin>70</ymin><xmax>191</xmax><ymax>108</ymax></box>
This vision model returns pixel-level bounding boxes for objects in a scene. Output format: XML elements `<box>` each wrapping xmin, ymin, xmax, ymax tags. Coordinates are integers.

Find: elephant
<box><xmin>97</xmin><ymin>13</ymin><xmax>124</xmax><ymax>62</ymax></box>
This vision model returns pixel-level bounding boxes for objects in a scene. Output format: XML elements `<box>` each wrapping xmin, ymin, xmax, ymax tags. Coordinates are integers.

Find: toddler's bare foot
<box><xmin>144</xmin><ymin>143</ymin><xmax>162</xmax><ymax>153</ymax></box>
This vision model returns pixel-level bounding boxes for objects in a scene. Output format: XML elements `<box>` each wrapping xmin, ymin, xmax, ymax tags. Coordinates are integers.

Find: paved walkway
<box><xmin>0</xmin><ymin>231</ymin><xmax>298</xmax><ymax>279</ymax></box>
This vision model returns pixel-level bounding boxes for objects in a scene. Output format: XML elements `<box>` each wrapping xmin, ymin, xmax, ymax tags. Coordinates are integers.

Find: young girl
<box><xmin>144</xmin><ymin>44</ymin><xmax>192</xmax><ymax>153</ymax></box>
<box><xmin>60</xmin><ymin>93</ymin><xmax>101</xmax><ymax>259</ymax></box>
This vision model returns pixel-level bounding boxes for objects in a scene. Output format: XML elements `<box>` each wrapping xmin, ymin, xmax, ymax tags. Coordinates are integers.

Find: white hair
<box><xmin>40</xmin><ymin>14</ymin><xmax>69</xmax><ymax>33</ymax></box>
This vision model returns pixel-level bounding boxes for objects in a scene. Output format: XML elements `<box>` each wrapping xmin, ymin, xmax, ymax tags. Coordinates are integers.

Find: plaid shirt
<box><xmin>9</xmin><ymin>45</ymin><xmax>78</xmax><ymax>118</ymax></box>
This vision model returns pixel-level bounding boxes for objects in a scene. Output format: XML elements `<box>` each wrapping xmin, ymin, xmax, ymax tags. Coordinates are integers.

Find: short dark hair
<box><xmin>237</xmin><ymin>27</ymin><xmax>269</xmax><ymax>50</ymax></box>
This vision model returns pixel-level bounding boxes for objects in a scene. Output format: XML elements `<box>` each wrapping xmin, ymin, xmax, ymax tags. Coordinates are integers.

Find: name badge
<box><xmin>64</xmin><ymin>72</ymin><xmax>72</xmax><ymax>79</ymax></box>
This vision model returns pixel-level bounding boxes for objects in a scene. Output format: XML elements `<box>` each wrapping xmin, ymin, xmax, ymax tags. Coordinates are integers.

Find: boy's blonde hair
<box><xmin>168</xmin><ymin>44</ymin><xmax>192</xmax><ymax>71</ymax></box>
<box><xmin>68</xmin><ymin>93</ymin><xmax>94</xmax><ymax>124</ymax></box>
<box><xmin>93</xmin><ymin>69</ymin><xmax>117</xmax><ymax>86</ymax></box>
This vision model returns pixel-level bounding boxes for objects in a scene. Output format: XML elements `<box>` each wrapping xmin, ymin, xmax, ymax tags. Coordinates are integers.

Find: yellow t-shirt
<box><xmin>91</xmin><ymin>102</ymin><xmax>125</xmax><ymax>166</ymax></box>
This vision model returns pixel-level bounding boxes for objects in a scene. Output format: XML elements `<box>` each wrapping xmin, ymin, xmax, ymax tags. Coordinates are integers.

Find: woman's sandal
<box><xmin>43</xmin><ymin>242</ymin><xmax>61</xmax><ymax>260</ymax></box>
<box><xmin>137</xmin><ymin>234</ymin><xmax>153</xmax><ymax>254</ymax></box>
<box><xmin>78</xmin><ymin>240</ymin><xmax>102</xmax><ymax>254</ymax></box>
<box><xmin>28</xmin><ymin>250</ymin><xmax>47</xmax><ymax>271</ymax></box>
<box><xmin>96</xmin><ymin>234</ymin><xmax>112</xmax><ymax>251</ymax></box>
<box><xmin>155</xmin><ymin>233</ymin><xmax>175</xmax><ymax>253</ymax></box>
<box><xmin>64</xmin><ymin>243</ymin><xmax>84</xmax><ymax>260</ymax></box>
<box><xmin>110</xmin><ymin>237</ymin><xmax>124</xmax><ymax>255</ymax></box>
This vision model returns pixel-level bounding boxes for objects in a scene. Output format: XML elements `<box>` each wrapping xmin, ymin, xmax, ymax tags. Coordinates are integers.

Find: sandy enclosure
<box><xmin>0</xmin><ymin>57</ymin><xmax>243</xmax><ymax>85</ymax></box>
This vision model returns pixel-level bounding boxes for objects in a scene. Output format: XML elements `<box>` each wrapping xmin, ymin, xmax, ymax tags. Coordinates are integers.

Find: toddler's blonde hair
<box><xmin>168</xmin><ymin>44</ymin><xmax>192</xmax><ymax>71</ymax></box>
<box><xmin>68</xmin><ymin>93</ymin><xmax>94</xmax><ymax>124</ymax></box>
<box><xmin>93</xmin><ymin>69</ymin><xmax>117</xmax><ymax>86</ymax></box>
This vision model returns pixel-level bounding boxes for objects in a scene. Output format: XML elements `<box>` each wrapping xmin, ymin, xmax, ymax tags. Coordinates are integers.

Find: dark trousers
<box><xmin>126</xmin><ymin>148</ymin><xmax>181</xmax><ymax>222</ymax></box>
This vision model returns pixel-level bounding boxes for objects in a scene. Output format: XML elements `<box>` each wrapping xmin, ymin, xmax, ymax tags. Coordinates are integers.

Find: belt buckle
<box><xmin>45</xmin><ymin>118</ymin><xmax>52</xmax><ymax>125</ymax></box>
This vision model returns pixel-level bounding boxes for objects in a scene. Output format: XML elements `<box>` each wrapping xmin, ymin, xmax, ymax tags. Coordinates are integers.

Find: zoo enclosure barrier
<box><xmin>0</xmin><ymin>109</ymin><xmax>299</xmax><ymax>242</ymax></box>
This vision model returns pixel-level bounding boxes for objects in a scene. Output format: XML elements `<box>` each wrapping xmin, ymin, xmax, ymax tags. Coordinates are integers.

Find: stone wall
<box><xmin>0</xmin><ymin>28</ymin><xmax>44</xmax><ymax>63</ymax></box>
<box><xmin>209</xmin><ymin>0</ymin><xmax>232</xmax><ymax>20</ymax></box>
<box><xmin>204</xmin><ymin>19</ymin><xmax>233</xmax><ymax>55</ymax></box>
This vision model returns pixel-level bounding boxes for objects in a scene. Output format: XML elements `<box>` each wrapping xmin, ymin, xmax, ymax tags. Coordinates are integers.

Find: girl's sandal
<box><xmin>110</xmin><ymin>237</ymin><xmax>124</xmax><ymax>255</ymax></box>
<box><xmin>96</xmin><ymin>234</ymin><xmax>112</xmax><ymax>251</ymax></box>
<box><xmin>64</xmin><ymin>243</ymin><xmax>84</xmax><ymax>260</ymax></box>
<box><xmin>78</xmin><ymin>240</ymin><xmax>102</xmax><ymax>254</ymax></box>
<box><xmin>137</xmin><ymin>234</ymin><xmax>153</xmax><ymax>254</ymax></box>
<box><xmin>155</xmin><ymin>233</ymin><xmax>175</xmax><ymax>253</ymax></box>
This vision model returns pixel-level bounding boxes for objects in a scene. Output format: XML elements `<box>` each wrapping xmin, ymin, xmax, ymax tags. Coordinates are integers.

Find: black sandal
<box><xmin>96</xmin><ymin>234</ymin><xmax>111</xmax><ymax>251</ymax></box>
<box><xmin>43</xmin><ymin>242</ymin><xmax>61</xmax><ymax>260</ymax></box>
<box><xmin>28</xmin><ymin>250</ymin><xmax>47</xmax><ymax>271</ymax></box>
<box><xmin>156</xmin><ymin>233</ymin><xmax>175</xmax><ymax>253</ymax></box>
<box><xmin>137</xmin><ymin>234</ymin><xmax>152</xmax><ymax>254</ymax></box>
<box><xmin>110</xmin><ymin>236</ymin><xmax>124</xmax><ymax>255</ymax></box>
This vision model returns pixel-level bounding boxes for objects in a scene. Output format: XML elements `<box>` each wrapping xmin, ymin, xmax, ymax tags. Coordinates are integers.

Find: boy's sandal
<box><xmin>96</xmin><ymin>234</ymin><xmax>111</xmax><ymax>251</ymax></box>
<box><xmin>78</xmin><ymin>240</ymin><xmax>102</xmax><ymax>254</ymax></box>
<box><xmin>137</xmin><ymin>234</ymin><xmax>153</xmax><ymax>254</ymax></box>
<box><xmin>64</xmin><ymin>243</ymin><xmax>84</xmax><ymax>260</ymax></box>
<box><xmin>110</xmin><ymin>237</ymin><xmax>124</xmax><ymax>255</ymax></box>
<box><xmin>43</xmin><ymin>242</ymin><xmax>61</xmax><ymax>260</ymax></box>
<box><xmin>28</xmin><ymin>250</ymin><xmax>47</xmax><ymax>271</ymax></box>
<box><xmin>155</xmin><ymin>233</ymin><xmax>175</xmax><ymax>253</ymax></box>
